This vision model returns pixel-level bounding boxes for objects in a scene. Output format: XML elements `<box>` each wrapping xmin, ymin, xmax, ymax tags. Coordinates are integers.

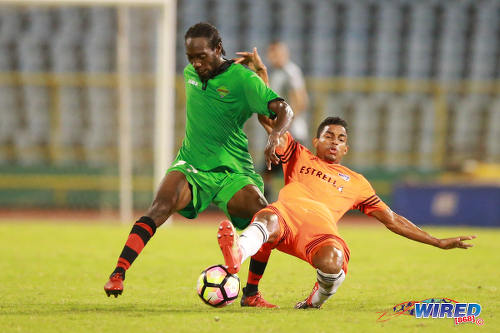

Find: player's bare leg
<box><xmin>295</xmin><ymin>245</ymin><xmax>345</xmax><ymax>309</ymax></box>
<box><xmin>104</xmin><ymin>171</ymin><xmax>192</xmax><ymax>297</ymax></box>
<box><xmin>226</xmin><ymin>184</ymin><xmax>268</xmax><ymax>219</ymax></box>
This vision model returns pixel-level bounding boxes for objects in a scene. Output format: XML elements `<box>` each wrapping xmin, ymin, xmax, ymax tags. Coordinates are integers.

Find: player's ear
<box><xmin>312</xmin><ymin>137</ymin><xmax>319</xmax><ymax>149</ymax></box>
<box><xmin>215</xmin><ymin>41</ymin><xmax>223</xmax><ymax>56</ymax></box>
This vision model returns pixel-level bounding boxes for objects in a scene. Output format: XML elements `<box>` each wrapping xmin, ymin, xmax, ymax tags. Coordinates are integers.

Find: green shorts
<box><xmin>167</xmin><ymin>160</ymin><xmax>264</xmax><ymax>230</ymax></box>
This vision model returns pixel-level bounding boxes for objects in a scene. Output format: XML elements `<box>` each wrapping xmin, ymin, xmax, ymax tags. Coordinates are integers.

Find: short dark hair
<box><xmin>184</xmin><ymin>22</ymin><xmax>226</xmax><ymax>56</ymax></box>
<box><xmin>316</xmin><ymin>117</ymin><xmax>348</xmax><ymax>138</ymax></box>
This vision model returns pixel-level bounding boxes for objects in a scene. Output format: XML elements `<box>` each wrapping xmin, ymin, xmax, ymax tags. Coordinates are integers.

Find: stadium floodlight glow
<box><xmin>1</xmin><ymin>0</ymin><xmax>177</xmax><ymax>223</ymax></box>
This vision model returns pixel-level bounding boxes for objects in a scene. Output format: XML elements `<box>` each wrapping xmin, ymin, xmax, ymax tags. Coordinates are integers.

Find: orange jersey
<box><xmin>255</xmin><ymin>132</ymin><xmax>389</xmax><ymax>271</ymax></box>
<box><xmin>275</xmin><ymin>132</ymin><xmax>389</xmax><ymax>224</ymax></box>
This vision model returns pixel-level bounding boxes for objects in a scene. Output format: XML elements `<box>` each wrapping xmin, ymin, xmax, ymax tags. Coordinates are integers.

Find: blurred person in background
<box><xmin>267</xmin><ymin>41</ymin><xmax>309</xmax><ymax>144</ymax></box>
<box><xmin>263</xmin><ymin>41</ymin><xmax>309</xmax><ymax>202</ymax></box>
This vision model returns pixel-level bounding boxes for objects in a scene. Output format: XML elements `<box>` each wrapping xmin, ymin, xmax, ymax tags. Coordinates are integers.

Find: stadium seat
<box><xmin>469</xmin><ymin>1</ymin><xmax>498</xmax><ymax>80</ymax></box>
<box><xmin>309</xmin><ymin>0</ymin><xmax>336</xmax><ymax>77</ymax></box>
<box><xmin>214</xmin><ymin>0</ymin><xmax>239</xmax><ymax>57</ymax></box>
<box><xmin>450</xmin><ymin>95</ymin><xmax>488</xmax><ymax>160</ymax></box>
<box><xmin>342</xmin><ymin>2</ymin><xmax>369</xmax><ymax>77</ymax></box>
<box><xmin>0</xmin><ymin>86</ymin><xmax>21</xmax><ymax>163</ymax></box>
<box><xmin>26</xmin><ymin>7</ymin><xmax>53</xmax><ymax>41</ymax></box>
<box><xmin>129</xmin><ymin>8</ymin><xmax>155</xmax><ymax>73</ymax></box>
<box><xmin>384</xmin><ymin>96</ymin><xmax>414</xmax><ymax>169</ymax></box>
<box><xmin>485</xmin><ymin>98</ymin><xmax>500</xmax><ymax>161</ymax></box>
<box><xmin>407</xmin><ymin>3</ymin><xmax>435</xmax><ymax>78</ymax></box>
<box><xmin>56</xmin><ymin>87</ymin><xmax>85</xmax><ymax>165</ymax></box>
<box><xmin>275</xmin><ymin>0</ymin><xmax>307</xmax><ymax>68</ymax></box>
<box><xmin>84</xmin><ymin>88</ymin><xmax>117</xmax><ymax>166</ymax></box>
<box><xmin>178</xmin><ymin>0</ymin><xmax>209</xmax><ymax>70</ymax></box>
<box><xmin>241</xmin><ymin>0</ymin><xmax>272</xmax><ymax>53</ymax></box>
<box><xmin>15</xmin><ymin>8</ymin><xmax>53</xmax><ymax>165</ymax></box>
<box><xmin>349</xmin><ymin>96</ymin><xmax>379</xmax><ymax>167</ymax></box>
<box><xmin>437</xmin><ymin>2</ymin><xmax>467</xmax><ymax>80</ymax></box>
<box><xmin>374</xmin><ymin>1</ymin><xmax>402</xmax><ymax>78</ymax></box>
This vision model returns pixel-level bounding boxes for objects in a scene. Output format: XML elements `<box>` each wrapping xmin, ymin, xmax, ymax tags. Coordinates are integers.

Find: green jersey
<box><xmin>177</xmin><ymin>61</ymin><xmax>280</xmax><ymax>173</ymax></box>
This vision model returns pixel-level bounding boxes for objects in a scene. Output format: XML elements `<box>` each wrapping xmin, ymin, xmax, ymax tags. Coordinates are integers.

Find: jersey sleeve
<box><xmin>242</xmin><ymin>69</ymin><xmax>282</xmax><ymax>118</ymax></box>
<box><xmin>352</xmin><ymin>176</ymin><xmax>389</xmax><ymax>215</ymax></box>
<box><xmin>275</xmin><ymin>132</ymin><xmax>298</xmax><ymax>164</ymax></box>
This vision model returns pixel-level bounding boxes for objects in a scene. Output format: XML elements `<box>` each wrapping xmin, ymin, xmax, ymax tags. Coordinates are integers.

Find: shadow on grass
<box><xmin>0</xmin><ymin>303</ymin><xmax>285</xmax><ymax>316</ymax></box>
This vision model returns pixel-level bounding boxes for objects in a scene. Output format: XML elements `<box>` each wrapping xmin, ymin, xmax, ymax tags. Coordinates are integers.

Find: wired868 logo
<box><xmin>377</xmin><ymin>298</ymin><xmax>484</xmax><ymax>326</ymax></box>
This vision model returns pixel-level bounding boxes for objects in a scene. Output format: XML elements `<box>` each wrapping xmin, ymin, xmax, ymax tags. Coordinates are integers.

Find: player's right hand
<box><xmin>234</xmin><ymin>47</ymin><xmax>266</xmax><ymax>73</ymax></box>
<box><xmin>437</xmin><ymin>235</ymin><xmax>476</xmax><ymax>249</ymax></box>
<box><xmin>265</xmin><ymin>132</ymin><xmax>281</xmax><ymax>170</ymax></box>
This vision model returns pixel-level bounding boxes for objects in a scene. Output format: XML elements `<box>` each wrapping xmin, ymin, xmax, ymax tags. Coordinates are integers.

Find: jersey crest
<box><xmin>216</xmin><ymin>86</ymin><xmax>230</xmax><ymax>98</ymax></box>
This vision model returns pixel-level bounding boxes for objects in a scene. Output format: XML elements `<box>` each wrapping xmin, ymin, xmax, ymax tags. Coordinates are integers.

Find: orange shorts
<box><xmin>256</xmin><ymin>200</ymin><xmax>350</xmax><ymax>274</ymax></box>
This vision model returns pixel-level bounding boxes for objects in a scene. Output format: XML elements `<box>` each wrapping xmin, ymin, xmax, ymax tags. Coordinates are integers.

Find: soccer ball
<box><xmin>197</xmin><ymin>265</ymin><xmax>240</xmax><ymax>307</ymax></box>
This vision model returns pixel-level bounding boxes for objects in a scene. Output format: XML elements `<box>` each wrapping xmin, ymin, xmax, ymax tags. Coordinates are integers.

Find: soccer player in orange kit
<box><xmin>217</xmin><ymin>115</ymin><xmax>476</xmax><ymax>309</ymax></box>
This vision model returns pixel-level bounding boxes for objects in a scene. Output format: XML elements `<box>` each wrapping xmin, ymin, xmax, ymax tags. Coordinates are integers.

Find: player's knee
<box><xmin>227</xmin><ymin>185</ymin><xmax>268</xmax><ymax>218</ymax></box>
<box><xmin>254</xmin><ymin>211</ymin><xmax>280</xmax><ymax>243</ymax></box>
<box><xmin>313</xmin><ymin>246</ymin><xmax>343</xmax><ymax>274</ymax></box>
<box><xmin>147</xmin><ymin>196</ymin><xmax>177</xmax><ymax>226</ymax></box>
<box><xmin>247</xmin><ymin>190</ymin><xmax>268</xmax><ymax>212</ymax></box>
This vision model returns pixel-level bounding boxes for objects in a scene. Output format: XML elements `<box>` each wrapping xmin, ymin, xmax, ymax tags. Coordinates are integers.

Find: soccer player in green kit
<box><xmin>104</xmin><ymin>22</ymin><xmax>293</xmax><ymax>300</ymax></box>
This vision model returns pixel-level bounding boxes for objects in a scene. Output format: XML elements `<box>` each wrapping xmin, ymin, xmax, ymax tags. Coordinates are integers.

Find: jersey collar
<box><xmin>210</xmin><ymin>59</ymin><xmax>234</xmax><ymax>78</ymax></box>
<box><xmin>201</xmin><ymin>59</ymin><xmax>234</xmax><ymax>90</ymax></box>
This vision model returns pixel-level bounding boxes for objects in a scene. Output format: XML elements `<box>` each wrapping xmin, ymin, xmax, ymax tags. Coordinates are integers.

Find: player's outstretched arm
<box><xmin>370</xmin><ymin>208</ymin><xmax>476</xmax><ymax>250</ymax></box>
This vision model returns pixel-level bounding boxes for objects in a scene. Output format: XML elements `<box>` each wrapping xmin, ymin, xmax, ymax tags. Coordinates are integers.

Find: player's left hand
<box><xmin>234</xmin><ymin>47</ymin><xmax>266</xmax><ymax>73</ymax></box>
<box><xmin>437</xmin><ymin>235</ymin><xmax>476</xmax><ymax>249</ymax></box>
<box><xmin>265</xmin><ymin>132</ymin><xmax>281</xmax><ymax>170</ymax></box>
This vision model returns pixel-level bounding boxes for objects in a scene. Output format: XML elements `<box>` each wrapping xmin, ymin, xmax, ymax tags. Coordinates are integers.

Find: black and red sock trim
<box><xmin>245</xmin><ymin>258</ymin><xmax>268</xmax><ymax>296</ymax></box>
<box><xmin>112</xmin><ymin>216</ymin><xmax>157</xmax><ymax>278</ymax></box>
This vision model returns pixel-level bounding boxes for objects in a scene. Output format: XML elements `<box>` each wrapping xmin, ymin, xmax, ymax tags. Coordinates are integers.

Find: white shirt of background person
<box><xmin>267</xmin><ymin>41</ymin><xmax>309</xmax><ymax>145</ymax></box>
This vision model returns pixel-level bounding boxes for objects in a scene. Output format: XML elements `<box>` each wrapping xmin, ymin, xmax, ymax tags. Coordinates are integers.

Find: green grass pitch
<box><xmin>0</xmin><ymin>220</ymin><xmax>498</xmax><ymax>332</ymax></box>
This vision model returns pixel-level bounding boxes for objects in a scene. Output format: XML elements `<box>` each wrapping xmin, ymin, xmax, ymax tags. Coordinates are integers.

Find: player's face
<box><xmin>313</xmin><ymin>124</ymin><xmax>349</xmax><ymax>164</ymax></box>
<box><xmin>185</xmin><ymin>37</ymin><xmax>222</xmax><ymax>80</ymax></box>
<box><xmin>267</xmin><ymin>43</ymin><xmax>287</xmax><ymax>68</ymax></box>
